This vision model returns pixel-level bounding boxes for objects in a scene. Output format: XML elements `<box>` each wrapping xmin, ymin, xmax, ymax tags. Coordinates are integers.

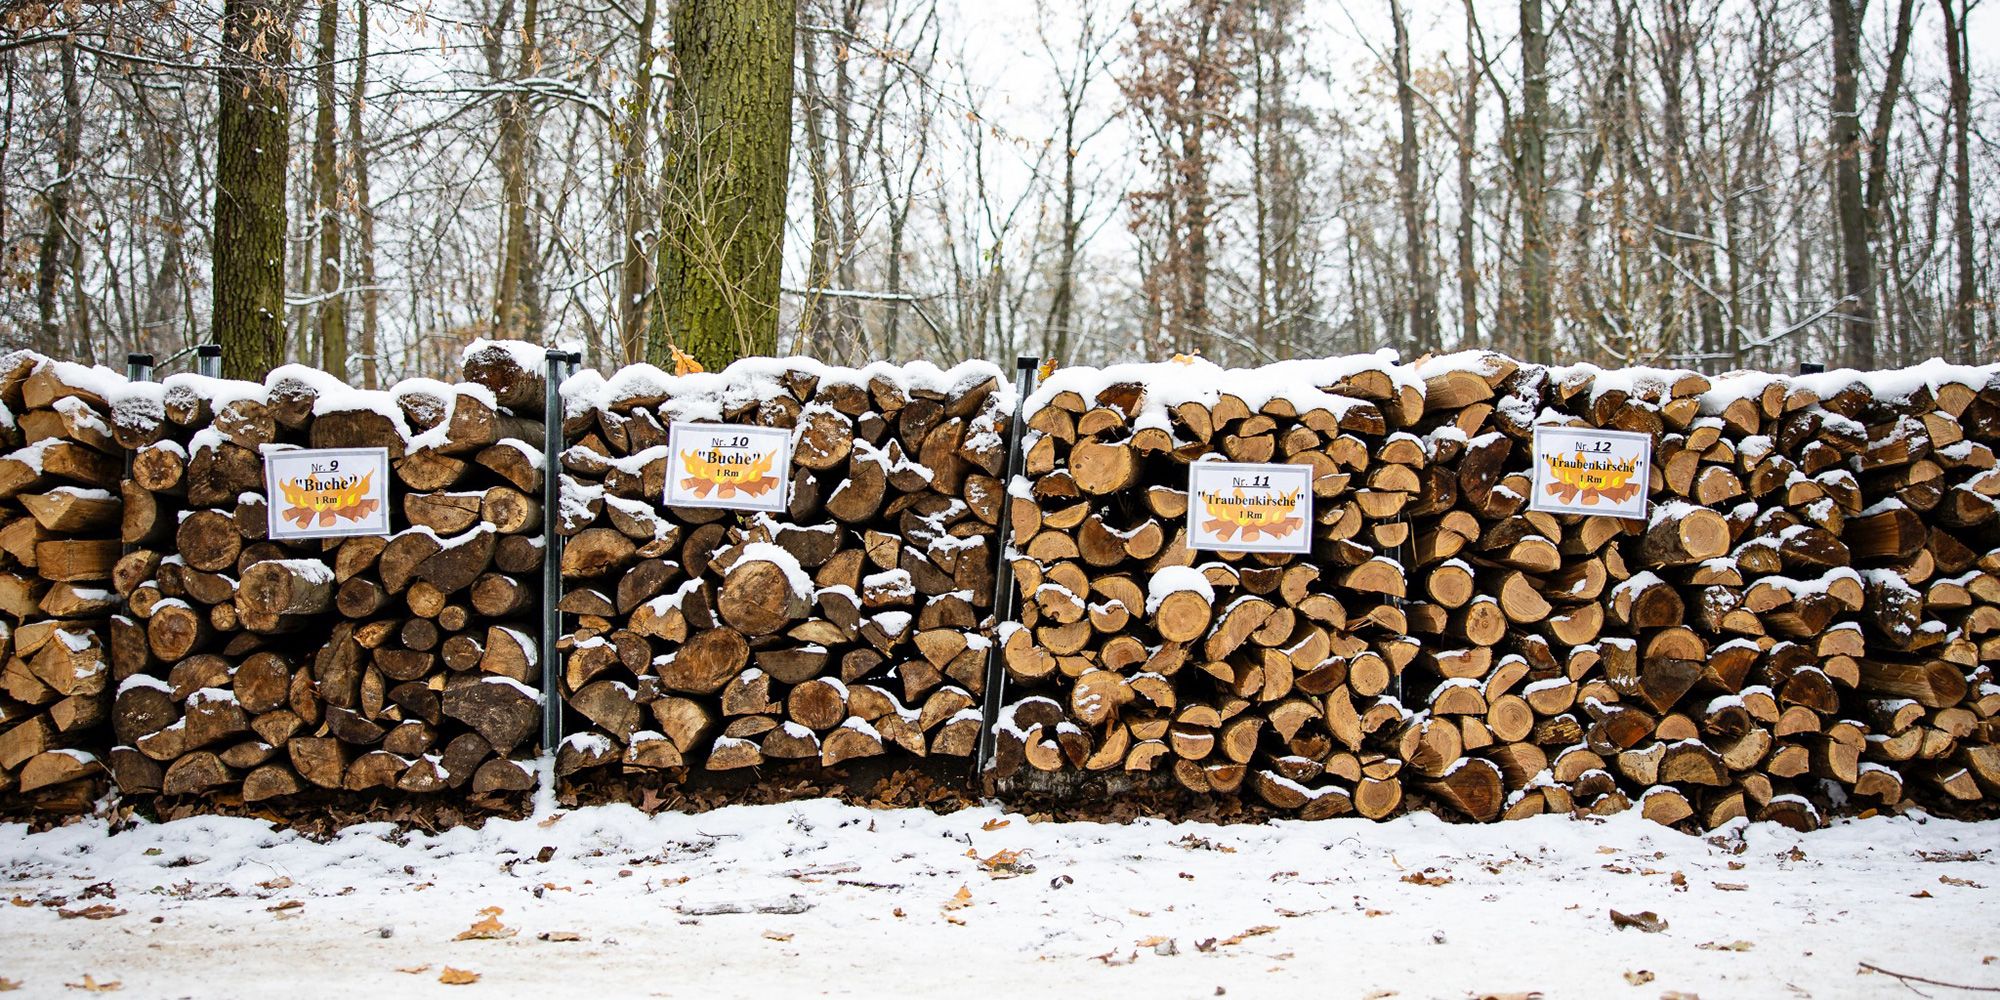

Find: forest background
<box><xmin>0</xmin><ymin>0</ymin><xmax>1993</xmax><ymax>380</ymax></box>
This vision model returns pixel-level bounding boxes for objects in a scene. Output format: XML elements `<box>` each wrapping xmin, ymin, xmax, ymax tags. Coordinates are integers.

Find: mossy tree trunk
<box><xmin>652</xmin><ymin>0</ymin><xmax>796</xmax><ymax>372</ymax></box>
<box><xmin>214</xmin><ymin>0</ymin><xmax>299</xmax><ymax>380</ymax></box>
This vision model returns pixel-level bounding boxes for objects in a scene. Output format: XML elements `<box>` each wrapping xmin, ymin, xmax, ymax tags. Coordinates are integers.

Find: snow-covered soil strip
<box><xmin>1</xmin><ymin>804</ymin><xmax>1995</xmax><ymax>998</ymax></box>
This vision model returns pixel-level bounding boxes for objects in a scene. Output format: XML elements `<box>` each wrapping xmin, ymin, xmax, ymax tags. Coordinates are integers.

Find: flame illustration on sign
<box><xmin>1200</xmin><ymin>487</ymin><xmax>1304</xmax><ymax>542</ymax></box>
<box><xmin>278</xmin><ymin>470</ymin><xmax>380</xmax><ymax>529</ymax></box>
<box><xmin>1542</xmin><ymin>450</ymin><xmax>1642</xmax><ymax>506</ymax></box>
<box><xmin>679</xmin><ymin>447</ymin><xmax>780</xmax><ymax>499</ymax></box>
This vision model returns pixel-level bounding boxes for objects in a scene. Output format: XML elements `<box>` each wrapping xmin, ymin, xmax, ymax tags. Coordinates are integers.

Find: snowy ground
<box><xmin>1</xmin><ymin>800</ymin><xmax>1996</xmax><ymax>999</ymax></box>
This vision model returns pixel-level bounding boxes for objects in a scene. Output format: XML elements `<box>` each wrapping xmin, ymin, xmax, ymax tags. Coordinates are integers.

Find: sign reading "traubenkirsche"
<box><xmin>1529</xmin><ymin>424</ymin><xmax>1652</xmax><ymax>520</ymax></box>
<box><xmin>665</xmin><ymin>422</ymin><xmax>792</xmax><ymax>512</ymax></box>
<box><xmin>1185</xmin><ymin>461</ymin><xmax>1314</xmax><ymax>553</ymax></box>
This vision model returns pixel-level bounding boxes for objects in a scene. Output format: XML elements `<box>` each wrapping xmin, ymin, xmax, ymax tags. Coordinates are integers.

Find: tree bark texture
<box><xmin>214</xmin><ymin>0</ymin><xmax>298</xmax><ymax>380</ymax></box>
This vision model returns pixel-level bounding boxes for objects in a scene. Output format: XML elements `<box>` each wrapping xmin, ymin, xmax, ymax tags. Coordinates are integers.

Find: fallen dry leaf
<box><xmin>8</xmin><ymin>898</ymin><xmax>31</xmax><ymax>908</ymax></box>
<box><xmin>65</xmin><ymin>975</ymin><xmax>119</xmax><ymax>993</ymax></box>
<box><xmin>1215</xmin><ymin>925</ymin><xmax>1278</xmax><ymax>947</ymax></box>
<box><xmin>537</xmin><ymin>931</ymin><xmax>582</xmax><ymax>942</ymax></box>
<box><xmin>438</xmin><ymin>967</ymin><xmax>480</xmax><ymax>985</ymax></box>
<box><xmin>980</xmin><ymin>818</ymin><xmax>1010</xmax><ymax>831</ymax></box>
<box><xmin>1137</xmin><ymin>935</ymin><xmax>1170</xmax><ymax>948</ymax></box>
<box><xmin>942</xmin><ymin>886</ymin><xmax>973</xmax><ymax>911</ymax></box>
<box><xmin>763</xmin><ymin>931</ymin><xmax>793</xmax><ymax>942</ymax></box>
<box><xmin>1472</xmin><ymin>993</ymin><xmax>1542</xmax><ymax>1000</ymax></box>
<box><xmin>1623</xmin><ymin>970</ymin><xmax>1655</xmax><ymax>986</ymax></box>
<box><xmin>1609</xmin><ymin>910</ymin><xmax>1667</xmax><ymax>933</ymax></box>
<box><xmin>1712</xmin><ymin>883</ymin><xmax>1747</xmax><ymax>892</ymax></box>
<box><xmin>969</xmin><ymin>848</ymin><xmax>1035</xmax><ymax>879</ymax></box>
<box><xmin>455</xmin><ymin>907</ymin><xmax>517</xmax><ymax>941</ymax></box>
<box><xmin>892</xmin><ymin>908</ymin><xmax>905</xmax><ymax>918</ymax></box>
<box><xmin>57</xmin><ymin>905</ymin><xmax>124</xmax><ymax>921</ymax></box>
<box><xmin>1091</xmin><ymin>949</ymin><xmax>1137</xmax><ymax>966</ymax></box>
<box><xmin>1660</xmin><ymin>992</ymin><xmax>1700</xmax><ymax>1000</ymax></box>
<box><xmin>1911</xmin><ymin>890</ymin><xmax>1934</xmax><ymax>899</ymax></box>
<box><xmin>395</xmin><ymin>966</ymin><xmax>431</xmax><ymax>975</ymax></box>
<box><xmin>1400</xmin><ymin>870</ymin><xmax>1452</xmax><ymax>886</ymax></box>
<box><xmin>257</xmin><ymin>877</ymin><xmax>292</xmax><ymax>891</ymax></box>
<box><xmin>266</xmin><ymin>901</ymin><xmax>303</xmax><ymax>912</ymax></box>
<box><xmin>1940</xmin><ymin>875</ymin><xmax>1985</xmax><ymax>888</ymax></box>
<box><xmin>1696</xmin><ymin>940</ymin><xmax>1753</xmax><ymax>952</ymax></box>
<box><xmin>0</xmin><ymin>978</ymin><xmax>20</xmax><ymax>992</ymax></box>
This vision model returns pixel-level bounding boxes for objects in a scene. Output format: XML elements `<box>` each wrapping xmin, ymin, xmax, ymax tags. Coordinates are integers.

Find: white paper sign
<box><xmin>1186</xmin><ymin>461</ymin><xmax>1314</xmax><ymax>553</ymax></box>
<box><xmin>1529</xmin><ymin>425</ymin><xmax>1652</xmax><ymax>520</ymax></box>
<box><xmin>263</xmin><ymin>447</ymin><xmax>392</xmax><ymax>539</ymax></box>
<box><xmin>665</xmin><ymin>422</ymin><xmax>792</xmax><ymax>512</ymax></box>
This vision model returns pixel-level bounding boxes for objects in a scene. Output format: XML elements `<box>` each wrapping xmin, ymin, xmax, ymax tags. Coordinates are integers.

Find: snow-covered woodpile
<box><xmin>0</xmin><ymin>355</ymin><xmax>125</xmax><ymax>810</ymax></box>
<box><xmin>2</xmin><ymin>343</ymin><xmax>1998</xmax><ymax>832</ymax></box>
<box><xmin>994</xmin><ymin>353</ymin><xmax>2000</xmax><ymax>831</ymax></box>
<box><xmin>552</xmin><ymin>359</ymin><xmax>1010</xmax><ymax>780</ymax></box>
<box><xmin>101</xmin><ymin>342</ymin><xmax>549</xmax><ymax>806</ymax></box>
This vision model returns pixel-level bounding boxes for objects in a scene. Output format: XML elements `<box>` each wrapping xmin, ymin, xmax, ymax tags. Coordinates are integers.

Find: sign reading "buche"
<box><xmin>263</xmin><ymin>447</ymin><xmax>392</xmax><ymax>539</ymax></box>
<box><xmin>665</xmin><ymin>422</ymin><xmax>793</xmax><ymax>512</ymax></box>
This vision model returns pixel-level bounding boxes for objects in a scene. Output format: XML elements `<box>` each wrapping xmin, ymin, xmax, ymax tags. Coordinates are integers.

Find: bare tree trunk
<box><xmin>831</xmin><ymin>0</ymin><xmax>863</xmax><ymax>346</ymax></box>
<box><xmin>800</xmin><ymin>13</ymin><xmax>836</xmax><ymax>353</ymax></box>
<box><xmin>214</xmin><ymin>0</ymin><xmax>298</xmax><ymax>379</ymax></box>
<box><xmin>1456</xmin><ymin>0</ymin><xmax>1478</xmax><ymax>347</ymax></box>
<box><xmin>1516</xmin><ymin>0</ymin><xmax>1552</xmax><ymax>363</ymax></box>
<box><xmin>1829</xmin><ymin>0</ymin><xmax>1872</xmax><ymax>367</ymax></box>
<box><xmin>312</xmin><ymin>0</ymin><xmax>347</xmax><ymax>379</ymax></box>
<box><xmin>350</xmin><ymin>0</ymin><xmax>379</xmax><ymax>388</ymax></box>
<box><xmin>1939</xmin><ymin>0</ymin><xmax>1976</xmax><ymax>362</ymax></box>
<box><xmin>494</xmin><ymin>0</ymin><xmax>540</xmax><ymax>339</ymax></box>
<box><xmin>35</xmin><ymin>36</ymin><xmax>80</xmax><ymax>355</ymax></box>
<box><xmin>617</xmin><ymin>0</ymin><xmax>658</xmax><ymax>365</ymax></box>
<box><xmin>1390</xmin><ymin>0</ymin><xmax>1433</xmax><ymax>355</ymax></box>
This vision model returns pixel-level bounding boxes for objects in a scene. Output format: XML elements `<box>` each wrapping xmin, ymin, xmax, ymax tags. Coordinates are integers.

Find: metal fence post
<box><xmin>196</xmin><ymin>344</ymin><xmax>221</xmax><ymax>378</ymax></box>
<box><xmin>539</xmin><ymin>349</ymin><xmax>571</xmax><ymax>756</ymax></box>
<box><xmin>974</xmin><ymin>356</ymin><xmax>1041</xmax><ymax>780</ymax></box>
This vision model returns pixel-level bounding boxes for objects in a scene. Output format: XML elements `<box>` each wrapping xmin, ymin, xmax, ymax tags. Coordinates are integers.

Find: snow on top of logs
<box><xmin>1024</xmin><ymin>351</ymin><xmax>1413</xmax><ymax>419</ymax></box>
<box><xmin>558</xmin><ymin>356</ymin><xmax>1009</xmax><ymax>422</ymax></box>
<box><xmin>1145</xmin><ymin>565</ymin><xmax>1215</xmax><ymax>614</ymax></box>
<box><xmin>720</xmin><ymin>541</ymin><xmax>814</xmax><ymax>600</ymax></box>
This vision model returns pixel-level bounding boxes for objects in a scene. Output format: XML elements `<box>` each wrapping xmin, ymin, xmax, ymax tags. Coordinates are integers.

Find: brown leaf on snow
<box><xmin>257</xmin><ymin>877</ymin><xmax>292</xmax><ymax>891</ymax></box>
<box><xmin>968</xmin><ymin>848</ymin><xmax>1035</xmax><ymax>879</ymax></box>
<box><xmin>1622</xmin><ymin>970</ymin><xmax>1655</xmax><ymax>986</ymax></box>
<box><xmin>1696</xmin><ymin>940</ymin><xmax>1753</xmax><ymax>952</ymax></box>
<box><xmin>1910</xmin><ymin>890</ymin><xmax>1934</xmax><ymax>899</ymax></box>
<box><xmin>8</xmin><ymin>897</ymin><xmax>31</xmax><ymax>908</ymax></box>
<box><xmin>942</xmin><ymin>886</ymin><xmax>974</xmax><ymax>911</ymax></box>
<box><xmin>1939</xmin><ymin>875</ymin><xmax>1985</xmax><ymax>888</ymax></box>
<box><xmin>438</xmin><ymin>967</ymin><xmax>480</xmax><ymax>985</ymax></box>
<box><xmin>0</xmin><ymin>978</ymin><xmax>20</xmax><ymax>991</ymax></box>
<box><xmin>64</xmin><ymin>975</ymin><xmax>119</xmax><ymax>993</ymax></box>
<box><xmin>56</xmin><ymin>905</ymin><xmax>125</xmax><ymax>921</ymax></box>
<box><xmin>1659</xmin><ymin>992</ymin><xmax>1701</xmax><ymax>1000</ymax></box>
<box><xmin>395</xmin><ymin>966</ymin><xmax>431</xmax><ymax>975</ymax></box>
<box><xmin>1215</xmin><ymin>925</ymin><xmax>1278</xmax><ymax>946</ymax></box>
<box><xmin>455</xmin><ymin>907</ymin><xmax>517</xmax><ymax>941</ymax></box>
<box><xmin>1400</xmin><ymin>870</ymin><xmax>1452</xmax><ymax>886</ymax></box>
<box><xmin>980</xmin><ymin>818</ymin><xmax>1010</xmax><ymax>831</ymax></box>
<box><xmin>1472</xmin><ymin>993</ymin><xmax>1542</xmax><ymax>1000</ymax></box>
<box><xmin>1608</xmin><ymin>910</ymin><xmax>1667</xmax><ymax>933</ymax></box>
<box><xmin>537</xmin><ymin>931</ymin><xmax>582</xmax><ymax>942</ymax></box>
<box><xmin>1712</xmin><ymin>883</ymin><xmax>1748</xmax><ymax>892</ymax></box>
<box><xmin>763</xmin><ymin>931</ymin><xmax>793</xmax><ymax>942</ymax></box>
<box><xmin>266</xmin><ymin>901</ymin><xmax>303</xmax><ymax>912</ymax></box>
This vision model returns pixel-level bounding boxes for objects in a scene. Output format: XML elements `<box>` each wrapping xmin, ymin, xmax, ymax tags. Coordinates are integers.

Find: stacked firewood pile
<box><xmin>0</xmin><ymin>354</ymin><xmax>126</xmax><ymax>811</ymax></box>
<box><xmin>996</xmin><ymin>353</ymin><xmax>2000</xmax><ymax>830</ymax></box>
<box><xmin>103</xmin><ymin>341</ymin><xmax>550</xmax><ymax>805</ymax></box>
<box><xmin>552</xmin><ymin>360</ymin><xmax>1010</xmax><ymax>781</ymax></box>
<box><xmin>993</xmin><ymin>356</ymin><xmax>1445</xmax><ymax>821</ymax></box>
